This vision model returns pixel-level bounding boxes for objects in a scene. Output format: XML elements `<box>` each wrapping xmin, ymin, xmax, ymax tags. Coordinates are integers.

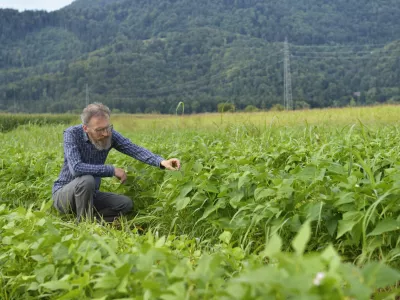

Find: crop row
<box><xmin>0</xmin><ymin>114</ymin><xmax>77</xmax><ymax>132</ymax></box>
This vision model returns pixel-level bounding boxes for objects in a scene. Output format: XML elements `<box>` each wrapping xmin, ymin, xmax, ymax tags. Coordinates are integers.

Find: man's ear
<box><xmin>82</xmin><ymin>124</ymin><xmax>89</xmax><ymax>133</ymax></box>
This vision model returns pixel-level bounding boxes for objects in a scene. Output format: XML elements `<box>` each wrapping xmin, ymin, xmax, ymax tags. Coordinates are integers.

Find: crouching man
<box><xmin>52</xmin><ymin>102</ymin><xmax>180</xmax><ymax>223</ymax></box>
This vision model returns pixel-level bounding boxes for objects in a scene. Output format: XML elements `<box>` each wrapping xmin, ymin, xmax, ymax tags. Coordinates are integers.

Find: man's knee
<box><xmin>119</xmin><ymin>196</ymin><xmax>133</xmax><ymax>214</ymax></box>
<box><xmin>77</xmin><ymin>175</ymin><xmax>95</xmax><ymax>191</ymax></box>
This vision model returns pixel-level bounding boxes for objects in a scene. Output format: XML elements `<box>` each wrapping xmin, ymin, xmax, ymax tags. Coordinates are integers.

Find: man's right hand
<box><xmin>114</xmin><ymin>168</ymin><xmax>127</xmax><ymax>184</ymax></box>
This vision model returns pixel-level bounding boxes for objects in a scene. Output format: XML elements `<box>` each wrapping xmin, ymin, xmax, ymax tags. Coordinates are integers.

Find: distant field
<box><xmin>1</xmin><ymin>104</ymin><xmax>399</xmax><ymax>132</ymax></box>
<box><xmin>113</xmin><ymin>105</ymin><xmax>400</xmax><ymax>131</ymax></box>
<box><xmin>1</xmin><ymin>105</ymin><xmax>400</xmax><ymax>299</ymax></box>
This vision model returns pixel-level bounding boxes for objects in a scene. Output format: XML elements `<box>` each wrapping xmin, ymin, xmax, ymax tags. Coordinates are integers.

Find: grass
<box><xmin>112</xmin><ymin>105</ymin><xmax>400</xmax><ymax>132</ymax></box>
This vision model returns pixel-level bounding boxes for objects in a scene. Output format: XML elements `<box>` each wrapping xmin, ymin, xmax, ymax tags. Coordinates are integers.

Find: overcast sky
<box><xmin>0</xmin><ymin>0</ymin><xmax>75</xmax><ymax>11</ymax></box>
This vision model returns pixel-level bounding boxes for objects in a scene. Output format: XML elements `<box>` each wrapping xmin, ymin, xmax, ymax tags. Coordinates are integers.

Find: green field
<box><xmin>1</xmin><ymin>106</ymin><xmax>400</xmax><ymax>299</ymax></box>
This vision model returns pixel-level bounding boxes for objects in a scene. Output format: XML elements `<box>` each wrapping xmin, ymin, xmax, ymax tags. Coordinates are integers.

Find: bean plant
<box><xmin>1</xmin><ymin>113</ymin><xmax>400</xmax><ymax>299</ymax></box>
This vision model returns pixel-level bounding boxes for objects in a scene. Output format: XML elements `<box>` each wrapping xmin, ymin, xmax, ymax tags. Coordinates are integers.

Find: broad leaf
<box><xmin>292</xmin><ymin>220</ymin><xmax>311</xmax><ymax>255</ymax></box>
<box><xmin>368</xmin><ymin>219</ymin><xmax>399</xmax><ymax>236</ymax></box>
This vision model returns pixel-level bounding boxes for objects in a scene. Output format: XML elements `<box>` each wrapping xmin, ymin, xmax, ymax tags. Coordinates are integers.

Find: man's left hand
<box><xmin>161</xmin><ymin>158</ymin><xmax>181</xmax><ymax>170</ymax></box>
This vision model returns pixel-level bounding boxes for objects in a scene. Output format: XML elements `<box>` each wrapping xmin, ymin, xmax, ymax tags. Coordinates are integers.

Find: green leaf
<box><xmin>13</xmin><ymin>228</ymin><xmax>24</xmax><ymax>236</ymax></box>
<box><xmin>192</xmin><ymin>254</ymin><xmax>222</xmax><ymax>281</ymax></box>
<box><xmin>306</xmin><ymin>202</ymin><xmax>324</xmax><ymax>222</ymax></box>
<box><xmin>3</xmin><ymin>221</ymin><xmax>15</xmax><ymax>229</ymax></box>
<box><xmin>372</xmin><ymin>287</ymin><xmax>400</xmax><ymax>300</ymax></box>
<box><xmin>179</xmin><ymin>183</ymin><xmax>193</xmax><ymax>198</ymax></box>
<box><xmin>1</xmin><ymin>236</ymin><xmax>12</xmax><ymax>244</ymax></box>
<box><xmin>296</xmin><ymin>165</ymin><xmax>322</xmax><ymax>182</ymax></box>
<box><xmin>368</xmin><ymin>219</ymin><xmax>399</xmax><ymax>236</ymax></box>
<box><xmin>362</xmin><ymin>262</ymin><xmax>400</xmax><ymax>289</ymax></box>
<box><xmin>52</xmin><ymin>243</ymin><xmax>69</xmax><ymax>262</ymax></box>
<box><xmin>57</xmin><ymin>290</ymin><xmax>82</xmax><ymax>300</ymax></box>
<box><xmin>229</xmin><ymin>192</ymin><xmax>244</xmax><ymax>209</ymax></box>
<box><xmin>277</xmin><ymin>180</ymin><xmax>294</xmax><ymax>198</ymax></box>
<box><xmin>233</xmin><ymin>266</ymin><xmax>278</xmax><ymax>284</ymax></box>
<box><xmin>254</xmin><ymin>188</ymin><xmax>275</xmax><ymax>201</ymax></box>
<box><xmin>36</xmin><ymin>218</ymin><xmax>46</xmax><ymax>227</ymax></box>
<box><xmin>238</xmin><ymin>171</ymin><xmax>250</xmax><ymax>189</ymax></box>
<box><xmin>34</xmin><ymin>264</ymin><xmax>55</xmax><ymax>284</ymax></box>
<box><xmin>94</xmin><ymin>273</ymin><xmax>120</xmax><ymax>290</ymax></box>
<box><xmin>115</xmin><ymin>263</ymin><xmax>131</xmax><ymax>278</ymax></box>
<box><xmin>28</xmin><ymin>282</ymin><xmax>39</xmax><ymax>291</ymax></box>
<box><xmin>261</xmin><ymin>234</ymin><xmax>282</xmax><ymax>258</ymax></box>
<box><xmin>193</xmin><ymin>161</ymin><xmax>203</xmax><ymax>173</ymax></box>
<box><xmin>219</xmin><ymin>231</ymin><xmax>232</xmax><ymax>244</ymax></box>
<box><xmin>337</xmin><ymin>219</ymin><xmax>358</xmax><ymax>238</ymax></box>
<box><xmin>334</xmin><ymin>192</ymin><xmax>355</xmax><ymax>206</ymax></box>
<box><xmin>225</xmin><ymin>284</ymin><xmax>247</xmax><ymax>299</ymax></box>
<box><xmin>41</xmin><ymin>280</ymin><xmax>71</xmax><ymax>291</ymax></box>
<box><xmin>155</xmin><ymin>236</ymin><xmax>166</xmax><ymax>247</ymax></box>
<box><xmin>321</xmin><ymin>245</ymin><xmax>340</xmax><ymax>271</ymax></box>
<box><xmin>176</xmin><ymin>197</ymin><xmax>190</xmax><ymax>210</ymax></box>
<box><xmin>170</xmin><ymin>262</ymin><xmax>187</xmax><ymax>279</ymax></box>
<box><xmin>169</xmin><ymin>171</ymin><xmax>183</xmax><ymax>180</ymax></box>
<box><xmin>196</xmin><ymin>201</ymin><xmax>223</xmax><ymax>224</ymax></box>
<box><xmin>292</xmin><ymin>220</ymin><xmax>311</xmax><ymax>255</ymax></box>
<box><xmin>71</xmin><ymin>272</ymin><xmax>90</xmax><ymax>287</ymax></box>
<box><xmin>202</xmin><ymin>184</ymin><xmax>219</xmax><ymax>193</ymax></box>
<box><xmin>161</xmin><ymin>282</ymin><xmax>186</xmax><ymax>300</ymax></box>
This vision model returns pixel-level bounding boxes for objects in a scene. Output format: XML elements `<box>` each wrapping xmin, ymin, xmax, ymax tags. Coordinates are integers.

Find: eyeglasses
<box><xmin>93</xmin><ymin>124</ymin><xmax>113</xmax><ymax>134</ymax></box>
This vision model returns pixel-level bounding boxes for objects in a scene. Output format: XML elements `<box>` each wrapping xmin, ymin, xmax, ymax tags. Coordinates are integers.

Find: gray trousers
<box><xmin>53</xmin><ymin>175</ymin><xmax>133</xmax><ymax>222</ymax></box>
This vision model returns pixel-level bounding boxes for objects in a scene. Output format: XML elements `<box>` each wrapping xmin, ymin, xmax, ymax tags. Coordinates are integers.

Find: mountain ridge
<box><xmin>0</xmin><ymin>0</ymin><xmax>399</xmax><ymax>113</ymax></box>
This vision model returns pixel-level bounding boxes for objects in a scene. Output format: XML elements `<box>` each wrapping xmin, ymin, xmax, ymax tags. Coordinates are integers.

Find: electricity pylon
<box><xmin>284</xmin><ymin>37</ymin><xmax>293</xmax><ymax>110</ymax></box>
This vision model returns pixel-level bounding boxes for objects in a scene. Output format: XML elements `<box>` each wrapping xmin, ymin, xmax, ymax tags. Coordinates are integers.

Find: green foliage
<box><xmin>218</xmin><ymin>103</ymin><xmax>235</xmax><ymax>113</ymax></box>
<box><xmin>295</xmin><ymin>100</ymin><xmax>310</xmax><ymax>110</ymax></box>
<box><xmin>1</xmin><ymin>112</ymin><xmax>400</xmax><ymax>298</ymax></box>
<box><xmin>0</xmin><ymin>114</ymin><xmax>77</xmax><ymax>132</ymax></box>
<box><xmin>0</xmin><ymin>1</ymin><xmax>400</xmax><ymax>113</ymax></box>
<box><xmin>244</xmin><ymin>105</ymin><xmax>259</xmax><ymax>112</ymax></box>
<box><xmin>1</xmin><ymin>203</ymin><xmax>399</xmax><ymax>299</ymax></box>
<box><xmin>270</xmin><ymin>103</ymin><xmax>284</xmax><ymax>111</ymax></box>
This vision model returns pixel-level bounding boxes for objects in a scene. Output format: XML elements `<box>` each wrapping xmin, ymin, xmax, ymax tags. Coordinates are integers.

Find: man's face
<box><xmin>83</xmin><ymin>116</ymin><xmax>112</xmax><ymax>150</ymax></box>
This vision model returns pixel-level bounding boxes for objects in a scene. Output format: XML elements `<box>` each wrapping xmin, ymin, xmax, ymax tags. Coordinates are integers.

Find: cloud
<box><xmin>0</xmin><ymin>0</ymin><xmax>74</xmax><ymax>11</ymax></box>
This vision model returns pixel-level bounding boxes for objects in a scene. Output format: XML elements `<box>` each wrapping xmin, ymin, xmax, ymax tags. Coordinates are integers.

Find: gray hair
<box><xmin>81</xmin><ymin>102</ymin><xmax>111</xmax><ymax>125</ymax></box>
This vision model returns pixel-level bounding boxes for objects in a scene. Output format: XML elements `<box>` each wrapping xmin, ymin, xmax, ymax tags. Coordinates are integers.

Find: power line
<box><xmin>107</xmin><ymin>52</ymin><xmax>284</xmax><ymax>98</ymax></box>
<box><xmin>290</xmin><ymin>43</ymin><xmax>393</xmax><ymax>48</ymax></box>
<box><xmin>291</xmin><ymin>55</ymin><xmax>397</xmax><ymax>60</ymax></box>
<box><xmin>100</xmin><ymin>41</ymin><xmax>398</xmax><ymax>103</ymax></box>
<box><xmin>112</xmin><ymin>59</ymin><xmax>284</xmax><ymax>98</ymax></box>
<box><xmin>109</xmin><ymin>59</ymin><xmax>284</xmax><ymax>99</ymax></box>
<box><xmin>292</xmin><ymin>50</ymin><xmax>400</xmax><ymax>54</ymax></box>
<box><xmin>142</xmin><ymin>44</ymin><xmax>397</xmax><ymax>98</ymax></box>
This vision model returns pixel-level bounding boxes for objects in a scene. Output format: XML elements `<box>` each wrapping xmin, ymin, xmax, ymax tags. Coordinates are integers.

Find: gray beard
<box><xmin>90</xmin><ymin>136</ymin><xmax>112</xmax><ymax>151</ymax></box>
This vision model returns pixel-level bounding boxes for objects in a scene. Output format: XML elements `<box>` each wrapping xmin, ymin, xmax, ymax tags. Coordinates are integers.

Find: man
<box><xmin>52</xmin><ymin>102</ymin><xmax>180</xmax><ymax>223</ymax></box>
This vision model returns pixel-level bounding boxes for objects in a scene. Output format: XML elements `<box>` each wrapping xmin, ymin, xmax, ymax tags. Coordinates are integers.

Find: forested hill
<box><xmin>1</xmin><ymin>0</ymin><xmax>400</xmax><ymax>113</ymax></box>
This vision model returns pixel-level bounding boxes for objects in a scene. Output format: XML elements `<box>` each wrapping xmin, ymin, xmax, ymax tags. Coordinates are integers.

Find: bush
<box><xmin>217</xmin><ymin>103</ymin><xmax>235</xmax><ymax>112</ymax></box>
<box><xmin>269</xmin><ymin>103</ymin><xmax>284</xmax><ymax>111</ymax></box>
<box><xmin>244</xmin><ymin>105</ymin><xmax>259</xmax><ymax>112</ymax></box>
<box><xmin>295</xmin><ymin>101</ymin><xmax>310</xmax><ymax>110</ymax></box>
<box><xmin>0</xmin><ymin>114</ymin><xmax>77</xmax><ymax>132</ymax></box>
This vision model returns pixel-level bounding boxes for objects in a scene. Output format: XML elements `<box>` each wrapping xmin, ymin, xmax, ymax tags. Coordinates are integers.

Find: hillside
<box><xmin>0</xmin><ymin>0</ymin><xmax>399</xmax><ymax>113</ymax></box>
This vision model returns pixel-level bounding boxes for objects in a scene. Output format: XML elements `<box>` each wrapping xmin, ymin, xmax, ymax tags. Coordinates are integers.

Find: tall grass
<box><xmin>0</xmin><ymin>113</ymin><xmax>77</xmax><ymax>132</ymax></box>
<box><xmin>112</xmin><ymin>105</ymin><xmax>400</xmax><ymax>132</ymax></box>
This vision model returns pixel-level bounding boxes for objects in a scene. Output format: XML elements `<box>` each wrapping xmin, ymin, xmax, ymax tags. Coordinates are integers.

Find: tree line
<box><xmin>0</xmin><ymin>0</ymin><xmax>399</xmax><ymax>113</ymax></box>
